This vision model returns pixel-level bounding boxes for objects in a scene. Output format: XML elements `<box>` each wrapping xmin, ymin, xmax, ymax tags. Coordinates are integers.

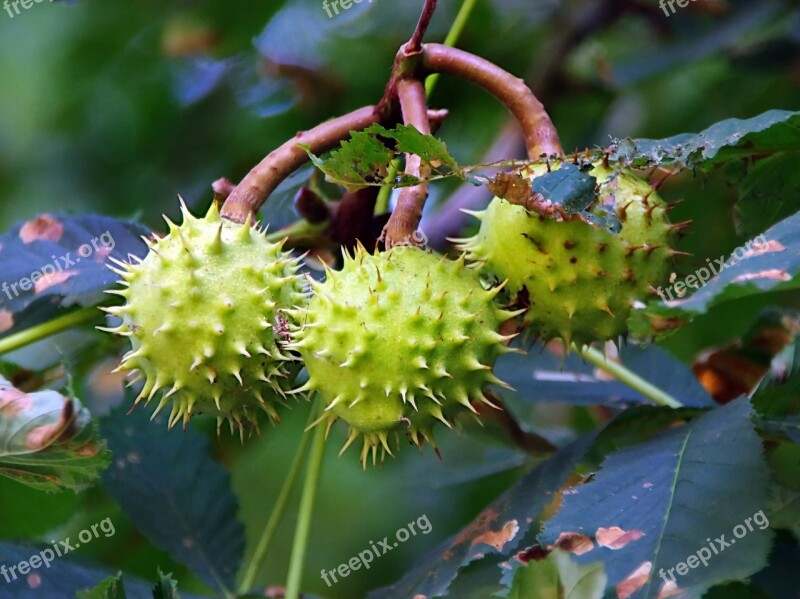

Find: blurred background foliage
<box><xmin>1</xmin><ymin>0</ymin><xmax>799</xmax><ymax>597</ymax></box>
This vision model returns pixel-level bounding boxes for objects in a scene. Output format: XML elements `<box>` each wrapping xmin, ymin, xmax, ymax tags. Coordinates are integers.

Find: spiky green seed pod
<box><xmin>101</xmin><ymin>201</ymin><xmax>307</xmax><ymax>434</ymax></box>
<box><xmin>458</xmin><ymin>161</ymin><xmax>678</xmax><ymax>346</ymax></box>
<box><xmin>289</xmin><ymin>245</ymin><xmax>519</xmax><ymax>467</ymax></box>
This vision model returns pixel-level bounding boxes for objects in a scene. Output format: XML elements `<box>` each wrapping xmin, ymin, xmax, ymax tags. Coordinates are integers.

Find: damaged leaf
<box><xmin>0</xmin><ymin>376</ymin><xmax>109</xmax><ymax>492</ymax></box>
<box><xmin>367</xmin><ymin>434</ymin><xmax>597</xmax><ymax>599</ymax></box>
<box><xmin>629</xmin><ymin>210</ymin><xmax>800</xmax><ymax>338</ymax></box>
<box><xmin>540</xmin><ymin>398</ymin><xmax>772</xmax><ymax>599</ymax></box>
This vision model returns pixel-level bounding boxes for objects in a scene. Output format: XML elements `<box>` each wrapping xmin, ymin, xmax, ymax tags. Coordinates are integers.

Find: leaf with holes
<box><xmin>368</xmin><ymin>433</ymin><xmax>597</xmax><ymax>599</ymax></box>
<box><xmin>301</xmin><ymin>124</ymin><xmax>461</xmax><ymax>189</ymax></box>
<box><xmin>363</xmin><ymin>123</ymin><xmax>459</xmax><ymax>172</ymax></box>
<box><xmin>100</xmin><ymin>400</ymin><xmax>244</xmax><ymax>593</ymax></box>
<box><xmin>608</xmin><ymin>109</ymin><xmax>800</xmax><ymax>171</ymax></box>
<box><xmin>540</xmin><ymin>398</ymin><xmax>772</xmax><ymax>599</ymax></box>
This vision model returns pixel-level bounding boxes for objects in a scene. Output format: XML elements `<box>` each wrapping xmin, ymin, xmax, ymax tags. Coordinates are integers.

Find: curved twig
<box><xmin>220</xmin><ymin>105</ymin><xmax>383</xmax><ymax>224</ymax></box>
<box><xmin>421</xmin><ymin>44</ymin><xmax>562</xmax><ymax>159</ymax></box>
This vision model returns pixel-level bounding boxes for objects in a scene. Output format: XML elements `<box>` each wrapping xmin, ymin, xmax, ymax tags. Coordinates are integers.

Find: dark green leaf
<box><xmin>0</xmin><ymin>542</ymin><xmax>157</xmax><ymax>599</ymax></box>
<box><xmin>608</xmin><ymin>110</ymin><xmax>800</xmax><ymax>170</ymax></box>
<box><xmin>301</xmin><ymin>133</ymin><xmax>393</xmax><ymax>189</ymax></box>
<box><xmin>494</xmin><ymin>344</ymin><xmax>714</xmax><ymax>408</ymax></box>
<box><xmin>767</xmin><ymin>484</ymin><xmax>800</xmax><ymax>540</ymax></box>
<box><xmin>731</xmin><ymin>152</ymin><xmax>800</xmax><ymax>238</ymax></box>
<box><xmin>100</xmin><ymin>400</ymin><xmax>244</xmax><ymax>593</ymax></box>
<box><xmin>368</xmin><ymin>433</ymin><xmax>597</xmax><ymax>599</ymax></box>
<box><xmin>151</xmin><ymin>569</ymin><xmax>180</xmax><ymax>599</ymax></box>
<box><xmin>363</xmin><ymin>124</ymin><xmax>459</xmax><ymax>171</ymax></box>
<box><xmin>0</xmin><ymin>214</ymin><xmax>149</xmax><ymax>338</ymax></box>
<box><xmin>540</xmin><ymin>398</ymin><xmax>772</xmax><ymax>599</ymax></box>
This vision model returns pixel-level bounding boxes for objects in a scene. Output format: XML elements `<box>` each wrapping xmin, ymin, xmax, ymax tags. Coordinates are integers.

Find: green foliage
<box><xmin>100</xmin><ymin>401</ymin><xmax>244</xmax><ymax>593</ymax></box>
<box><xmin>1</xmin><ymin>1</ymin><xmax>800</xmax><ymax>598</ymax></box>
<box><xmin>77</xmin><ymin>573</ymin><xmax>127</xmax><ymax>599</ymax></box>
<box><xmin>507</xmin><ymin>550</ymin><xmax>606</xmax><ymax>599</ymax></box>
<box><xmin>302</xmin><ymin>124</ymin><xmax>461</xmax><ymax>189</ymax></box>
<box><xmin>152</xmin><ymin>569</ymin><xmax>182</xmax><ymax>599</ymax></box>
<box><xmin>630</xmin><ymin>210</ymin><xmax>800</xmax><ymax>339</ymax></box>
<box><xmin>608</xmin><ymin>110</ymin><xmax>800</xmax><ymax>171</ymax></box>
<box><xmin>541</xmin><ymin>398</ymin><xmax>772</xmax><ymax>598</ymax></box>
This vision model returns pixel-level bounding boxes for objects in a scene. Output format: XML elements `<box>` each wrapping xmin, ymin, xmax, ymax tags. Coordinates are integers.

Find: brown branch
<box><xmin>220</xmin><ymin>105</ymin><xmax>383</xmax><ymax>224</ymax></box>
<box><xmin>382</xmin><ymin>78</ymin><xmax>431</xmax><ymax>248</ymax></box>
<box><xmin>408</xmin><ymin>0</ymin><xmax>438</xmax><ymax>54</ymax></box>
<box><xmin>421</xmin><ymin>44</ymin><xmax>563</xmax><ymax>159</ymax></box>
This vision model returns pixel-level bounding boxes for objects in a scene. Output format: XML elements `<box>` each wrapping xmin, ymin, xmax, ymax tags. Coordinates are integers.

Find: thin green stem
<box><xmin>375</xmin><ymin>162</ymin><xmax>401</xmax><ymax>215</ymax></box>
<box><xmin>284</xmin><ymin>401</ymin><xmax>327</xmax><ymax>599</ymax></box>
<box><xmin>0</xmin><ymin>307</ymin><xmax>100</xmax><ymax>357</ymax></box>
<box><xmin>375</xmin><ymin>0</ymin><xmax>478</xmax><ymax>215</ymax></box>
<box><xmin>425</xmin><ymin>0</ymin><xmax>478</xmax><ymax>97</ymax></box>
<box><xmin>264</xmin><ymin>220</ymin><xmax>325</xmax><ymax>244</ymax></box>
<box><xmin>576</xmin><ymin>344</ymin><xmax>683</xmax><ymax>408</ymax></box>
<box><xmin>237</xmin><ymin>410</ymin><xmax>316</xmax><ymax>594</ymax></box>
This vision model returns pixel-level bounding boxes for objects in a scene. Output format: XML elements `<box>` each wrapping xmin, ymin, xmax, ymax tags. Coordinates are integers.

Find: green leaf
<box><xmin>629</xmin><ymin>210</ymin><xmax>800</xmax><ymax>337</ymax></box>
<box><xmin>507</xmin><ymin>550</ymin><xmax>606</xmax><ymax>599</ymax></box>
<box><xmin>731</xmin><ymin>152</ymin><xmax>800</xmax><ymax>238</ymax></box>
<box><xmin>508</xmin><ymin>553</ymin><xmax>559</xmax><ymax>599</ymax></box>
<box><xmin>301</xmin><ymin>133</ymin><xmax>393</xmax><ymax>189</ymax></box>
<box><xmin>608</xmin><ymin>110</ymin><xmax>800</xmax><ymax>171</ymax></box>
<box><xmin>363</xmin><ymin>124</ymin><xmax>459</xmax><ymax>171</ymax></box>
<box><xmin>76</xmin><ymin>572</ymin><xmax>126</xmax><ymax>599</ymax></box>
<box><xmin>0</xmin><ymin>376</ymin><xmax>110</xmax><ymax>492</ymax></box>
<box><xmin>300</xmin><ymin>124</ymin><xmax>461</xmax><ymax>189</ymax></box>
<box><xmin>100</xmin><ymin>399</ymin><xmax>244</xmax><ymax>593</ymax></box>
<box><xmin>540</xmin><ymin>398</ymin><xmax>773</xmax><ymax>599</ymax></box>
<box><xmin>768</xmin><ymin>484</ymin><xmax>800</xmax><ymax>541</ymax></box>
<box><xmin>152</xmin><ymin>569</ymin><xmax>181</xmax><ymax>599</ymax></box>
